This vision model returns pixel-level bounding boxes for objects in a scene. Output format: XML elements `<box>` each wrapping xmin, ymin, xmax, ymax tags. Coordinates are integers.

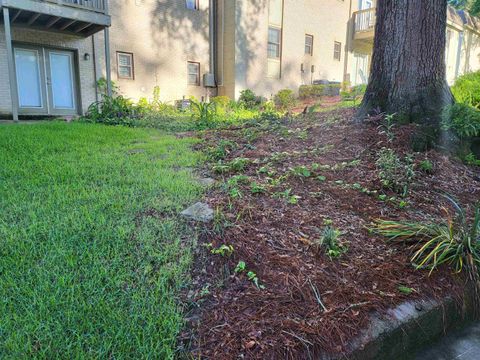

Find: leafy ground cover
<box><xmin>0</xmin><ymin>122</ymin><xmax>202</xmax><ymax>358</ymax></box>
<box><xmin>183</xmin><ymin>108</ymin><xmax>480</xmax><ymax>358</ymax></box>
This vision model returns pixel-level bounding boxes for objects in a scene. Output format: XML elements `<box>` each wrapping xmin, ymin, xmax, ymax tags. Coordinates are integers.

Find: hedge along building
<box><xmin>2</xmin><ymin>0</ymin><xmax>480</xmax><ymax>120</ymax></box>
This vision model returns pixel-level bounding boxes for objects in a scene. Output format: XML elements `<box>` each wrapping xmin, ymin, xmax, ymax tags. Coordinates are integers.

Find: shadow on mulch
<box><xmin>180</xmin><ymin>108</ymin><xmax>479</xmax><ymax>359</ymax></box>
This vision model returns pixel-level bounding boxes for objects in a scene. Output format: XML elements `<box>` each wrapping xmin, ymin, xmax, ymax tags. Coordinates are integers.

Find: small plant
<box><xmin>250</xmin><ymin>182</ymin><xmax>267</xmax><ymax>194</ymax></box>
<box><xmin>206</xmin><ymin>140</ymin><xmax>238</xmax><ymax>161</ymax></box>
<box><xmin>291</xmin><ymin>166</ymin><xmax>311</xmax><ymax>178</ymax></box>
<box><xmin>190</xmin><ymin>99</ymin><xmax>217</xmax><ymax>129</ymax></box>
<box><xmin>314</xmin><ymin>226</ymin><xmax>347</xmax><ymax>258</ymax></box>
<box><xmin>206</xmin><ymin>243</ymin><xmax>234</xmax><ymax>257</ymax></box>
<box><xmin>213</xmin><ymin>158</ymin><xmax>250</xmax><ymax>174</ymax></box>
<box><xmin>378</xmin><ymin>113</ymin><xmax>397</xmax><ymax>142</ymax></box>
<box><xmin>235</xmin><ymin>261</ymin><xmax>265</xmax><ymax>289</ymax></box>
<box><xmin>398</xmin><ymin>285</ymin><xmax>414</xmax><ymax>295</ymax></box>
<box><xmin>273</xmin><ymin>188</ymin><xmax>300</xmax><ymax>204</ymax></box>
<box><xmin>419</xmin><ymin>159</ymin><xmax>434</xmax><ymax>173</ymax></box>
<box><xmin>376</xmin><ymin>148</ymin><xmax>415</xmax><ymax>197</ymax></box>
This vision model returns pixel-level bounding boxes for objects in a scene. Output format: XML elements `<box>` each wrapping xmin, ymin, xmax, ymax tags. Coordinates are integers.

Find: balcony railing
<box><xmin>44</xmin><ymin>0</ymin><xmax>107</xmax><ymax>14</ymax></box>
<box><xmin>354</xmin><ymin>8</ymin><xmax>376</xmax><ymax>34</ymax></box>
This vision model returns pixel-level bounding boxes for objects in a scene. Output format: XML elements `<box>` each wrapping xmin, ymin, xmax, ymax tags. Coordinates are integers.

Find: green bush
<box><xmin>451</xmin><ymin>71</ymin><xmax>480</xmax><ymax>109</ymax></box>
<box><xmin>239</xmin><ymin>89</ymin><xmax>265</xmax><ymax>109</ymax></box>
<box><xmin>85</xmin><ymin>95</ymin><xmax>137</xmax><ymax>125</ymax></box>
<box><xmin>210</xmin><ymin>96</ymin><xmax>232</xmax><ymax>114</ymax></box>
<box><xmin>274</xmin><ymin>89</ymin><xmax>297</xmax><ymax>111</ymax></box>
<box><xmin>442</xmin><ymin>103</ymin><xmax>480</xmax><ymax>138</ymax></box>
<box><xmin>299</xmin><ymin>84</ymin><xmax>341</xmax><ymax>99</ymax></box>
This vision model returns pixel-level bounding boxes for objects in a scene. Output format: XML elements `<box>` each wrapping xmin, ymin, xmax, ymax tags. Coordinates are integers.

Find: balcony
<box><xmin>0</xmin><ymin>0</ymin><xmax>110</xmax><ymax>37</ymax></box>
<box><xmin>353</xmin><ymin>8</ymin><xmax>376</xmax><ymax>46</ymax></box>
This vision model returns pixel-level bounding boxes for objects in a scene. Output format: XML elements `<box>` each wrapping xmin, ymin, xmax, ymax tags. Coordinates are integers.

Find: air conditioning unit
<box><xmin>203</xmin><ymin>73</ymin><xmax>216</xmax><ymax>88</ymax></box>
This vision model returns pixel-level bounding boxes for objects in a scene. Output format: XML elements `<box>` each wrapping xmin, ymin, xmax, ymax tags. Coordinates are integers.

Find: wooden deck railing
<box><xmin>44</xmin><ymin>0</ymin><xmax>107</xmax><ymax>14</ymax></box>
<box><xmin>353</xmin><ymin>8</ymin><xmax>376</xmax><ymax>33</ymax></box>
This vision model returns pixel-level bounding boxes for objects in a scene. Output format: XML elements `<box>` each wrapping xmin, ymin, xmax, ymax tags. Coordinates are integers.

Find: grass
<box><xmin>0</xmin><ymin>121</ymin><xmax>203</xmax><ymax>358</ymax></box>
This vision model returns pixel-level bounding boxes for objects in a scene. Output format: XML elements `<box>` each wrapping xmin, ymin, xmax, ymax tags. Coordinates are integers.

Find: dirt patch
<box><xmin>182</xmin><ymin>108</ymin><xmax>479</xmax><ymax>359</ymax></box>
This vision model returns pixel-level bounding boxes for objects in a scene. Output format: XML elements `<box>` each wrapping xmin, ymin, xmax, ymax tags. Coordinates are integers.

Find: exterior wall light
<box><xmin>84</xmin><ymin>53</ymin><xmax>91</xmax><ymax>61</ymax></box>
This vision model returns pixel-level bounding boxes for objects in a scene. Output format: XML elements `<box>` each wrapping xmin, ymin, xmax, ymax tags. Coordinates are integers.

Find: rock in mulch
<box><xmin>181</xmin><ymin>202</ymin><xmax>214</xmax><ymax>222</ymax></box>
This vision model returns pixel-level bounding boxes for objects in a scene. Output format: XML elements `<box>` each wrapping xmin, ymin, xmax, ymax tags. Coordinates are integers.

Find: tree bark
<box><xmin>357</xmin><ymin>0</ymin><xmax>454</xmax><ymax>133</ymax></box>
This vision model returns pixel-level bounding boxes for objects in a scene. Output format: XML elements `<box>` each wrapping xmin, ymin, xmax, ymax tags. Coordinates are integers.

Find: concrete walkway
<box><xmin>414</xmin><ymin>322</ymin><xmax>480</xmax><ymax>360</ymax></box>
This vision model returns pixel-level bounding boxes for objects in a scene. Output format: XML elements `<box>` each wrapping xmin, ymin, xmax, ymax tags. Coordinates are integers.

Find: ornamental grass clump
<box><xmin>371</xmin><ymin>195</ymin><xmax>480</xmax><ymax>310</ymax></box>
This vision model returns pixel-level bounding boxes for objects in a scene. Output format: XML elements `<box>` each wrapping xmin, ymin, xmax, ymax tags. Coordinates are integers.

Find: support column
<box><xmin>3</xmin><ymin>7</ymin><xmax>19</xmax><ymax>121</ymax></box>
<box><xmin>104</xmin><ymin>27</ymin><xmax>112</xmax><ymax>97</ymax></box>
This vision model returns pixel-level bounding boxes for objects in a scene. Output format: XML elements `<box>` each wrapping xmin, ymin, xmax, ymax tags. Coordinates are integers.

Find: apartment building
<box><xmin>349</xmin><ymin>0</ymin><xmax>480</xmax><ymax>86</ymax></box>
<box><xmin>1</xmin><ymin>0</ymin><xmax>480</xmax><ymax>120</ymax></box>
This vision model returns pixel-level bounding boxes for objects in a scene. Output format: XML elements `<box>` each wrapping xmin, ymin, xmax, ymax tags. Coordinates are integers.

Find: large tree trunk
<box><xmin>358</xmin><ymin>0</ymin><xmax>454</xmax><ymax>140</ymax></box>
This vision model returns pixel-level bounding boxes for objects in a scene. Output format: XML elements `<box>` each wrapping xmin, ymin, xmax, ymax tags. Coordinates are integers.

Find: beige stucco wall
<box><xmin>95</xmin><ymin>0</ymin><xmax>213</xmax><ymax>104</ymax></box>
<box><xmin>0</xmin><ymin>27</ymin><xmax>96</xmax><ymax>116</ymax></box>
<box><xmin>219</xmin><ymin>0</ymin><xmax>352</xmax><ymax>100</ymax></box>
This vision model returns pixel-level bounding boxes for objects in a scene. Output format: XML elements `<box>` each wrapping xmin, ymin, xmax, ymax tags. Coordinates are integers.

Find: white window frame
<box><xmin>116</xmin><ymin>52</ymin><xmax>134</xmax><ymax>80</ymax></box>
<box><xmin>268</xmin><ymin>27</ymin><xmax>282</xmax><ymax>59</ymax></box>
<box><xmin>334</xmin><ymin>41</ymin><xmax>342</xmax><ymax>61</ymax></box>
<box><xmin>305</xmin><ymin>34</ymin><xmax>314</xmax><ymax>55</ymax></box>
<box><xmin>187</xmin><ymin>61</ymin><xmax>201</xmax><ymax>86</ymax></box>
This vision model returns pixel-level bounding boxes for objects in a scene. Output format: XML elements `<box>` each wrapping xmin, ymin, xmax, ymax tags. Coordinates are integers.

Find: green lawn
<box><xmin>0</xmin><ymin>122</ymin><xmax>202</xmax><ymax>358</ymax></box>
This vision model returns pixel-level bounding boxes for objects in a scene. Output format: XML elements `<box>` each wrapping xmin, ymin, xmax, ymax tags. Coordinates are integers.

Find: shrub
<box><xmin>451</xmin><ymin>71</ymin><xmax>480</xmax><ymax>109</ymax></box>
<box><xmin>210</xmin><ymin>96</ymin><xmax>232</xmax><ymax>114</ymax></box>
<box><xmin>442</xmin><ymin>103</ymin><xmax>480</xmax><ymax>138</ymax></box>
<box><xmin>85</xmin><ymin>95</ymin><xmax>137</xmax><ymax>125</ymax></box>
<box><xmin>239</xmin><ymin>89</ymin><xmax>265</xmax><ymax>109</ymax></box>
<box><xmin>465</xmin><ymin>153</ymin><xmax>480</xmax><ymax>166</ymax></box>
<box><xmin>274</xmin><ymin>89</ymin><xmax>297</xmax><ymax>111</ymax></box>
<box><xmin>299</xmin><ymin>84</ymin><xmax>341</xmax><ymax>99</ymax></box>
<box><xmin>376</xmin><ymin>148</ymin><xmax>415</xmax><ymax>197</ymax></box>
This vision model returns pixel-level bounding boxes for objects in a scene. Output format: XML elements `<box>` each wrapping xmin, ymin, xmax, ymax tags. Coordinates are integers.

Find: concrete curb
<box><xmin>331</xmin><ymin>287</ymin><xmax>476</xmax><ymax>359</ymax></box>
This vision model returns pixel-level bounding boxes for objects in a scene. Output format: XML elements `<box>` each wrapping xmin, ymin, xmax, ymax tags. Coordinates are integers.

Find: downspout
<box><xmin>209</xmin><ymin>0</ymin><xmax>217</xmax><ymax>86</ymax></box>
<box><xmin>343</xmin><ymin>0</ymin><xmax>354</xmax><ymax>88</ymax></box>
<box><xmin>92</xmin><ymin>34</ymin><xmax>99</xmax><ymax>103</ymax></box>
<box><xmin>454</xmin><ymin>31</ymin><xmax>464</xmax><ymax>80</ymax></box>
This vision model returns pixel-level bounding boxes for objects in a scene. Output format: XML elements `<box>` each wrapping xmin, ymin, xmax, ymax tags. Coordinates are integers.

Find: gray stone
<box><xmin>198</xmin><ymin>177</ymin><xmax>215</xmax><ymax>186</ymax></box>
<box><xmin>180</xmin><ymin>202</ymin><xmax>214</xmax><ymax>223</ymax></box>
<box><xmin>127</xmin><ymin>148</ymin><xmax>146</xmax><ymax>155</ymax></box>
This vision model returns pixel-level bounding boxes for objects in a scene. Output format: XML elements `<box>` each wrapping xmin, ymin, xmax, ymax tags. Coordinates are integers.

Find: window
<box><xmin>268</xmin><ymin>27</ymin><xmax>281</xmax><ymax>59</ymax></box>
<box><xmin>117</xmin><ymin>52</ymin><xmax>134</xmax><ymax>79</ymax></box>
<box><xmin>187</xmin><ymin>61</ymin><xmax>200</xmax><ymax>85</ymax></box>
<box><xmin>186</xmin><ymin>0</ymin><xmax>198</xmax><ymax>10</ymax></box>
<box><xmin>305</xmin><ymin>34</ymin><xmax>313</xmax><ymax>55</ymax></box>
<box><xmin>334</xmin><ymin>41</ymin><xmax>342</xmax><ymax>61</ymax></box>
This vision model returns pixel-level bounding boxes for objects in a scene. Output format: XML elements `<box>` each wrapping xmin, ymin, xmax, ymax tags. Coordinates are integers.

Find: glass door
<box><xmin>45</xmin><ymin>50</ymin><xmax>77</xmax><ymax>115</ymax></box>
<box><xmin>14</xmin><ymin>47</ymin><xmax>47</xmax><ymax>114</ymax></box>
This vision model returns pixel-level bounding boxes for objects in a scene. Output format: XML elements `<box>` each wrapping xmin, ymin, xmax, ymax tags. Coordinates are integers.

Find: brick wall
<box><xmin>95</xmin><ymin>0</ymin><xmax>213</xmax><ymax>103</ymax></box>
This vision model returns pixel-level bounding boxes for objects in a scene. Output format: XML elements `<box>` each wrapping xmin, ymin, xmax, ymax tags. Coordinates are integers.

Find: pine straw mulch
<box><xmin>180</xmin><ymin>108</ymin><xmax>480</xmax><ymax>359</ymax></box>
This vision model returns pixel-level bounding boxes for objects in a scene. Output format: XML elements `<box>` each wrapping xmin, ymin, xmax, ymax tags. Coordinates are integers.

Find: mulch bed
<box><xmin>181</xmin><ymin>108</ymin><xmax>480</xmax><ymax>359</ymax></box>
